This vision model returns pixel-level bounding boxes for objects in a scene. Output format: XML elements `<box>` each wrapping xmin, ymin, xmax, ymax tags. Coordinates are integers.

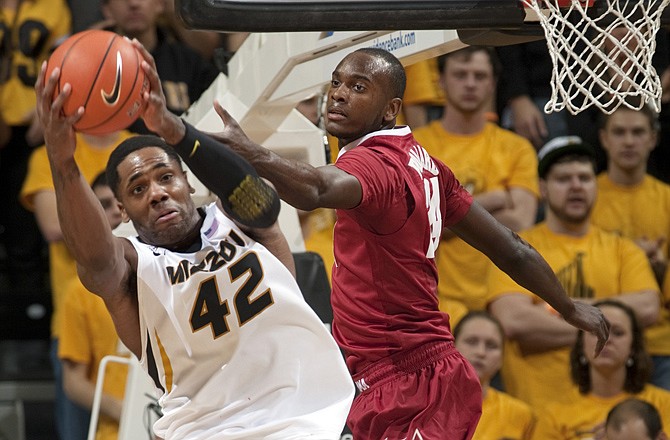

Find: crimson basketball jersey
<box><xmin>333</xmin><ymin>126</ymin><xmax>473</xmax><ymax>375</ymax></box>
<box><xmin>127</xmin><ymin>203</ymin><xmax>354</xmax><ymax>439</ymax></box>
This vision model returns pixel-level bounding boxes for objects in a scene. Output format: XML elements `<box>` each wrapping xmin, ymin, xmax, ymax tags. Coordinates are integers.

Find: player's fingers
<box><xmin>593</xmin><ymin>316</ymin><xmax>610</xmax><ymax>357</ymax></box>
<box><xmin>50</xmin><ymin>81</ymin><xmax>71</xmax><ymax>115</ymax></box>
<box><xmin>66</xmin><ymin>106</ymin><xmax>85</xmax><ymax>125</ymax></box>
<box><xmin>35</xmin><ymin>61</ymin><xmax>47</xmax><ymax>93</ymax></box>
<box><xmin>130</xmin><ymin>38</ymin><xmax>157</xmax><ymax>69</ymax></box>
<box><xmin>40</xmin><ymin>66</ymin><xmax>60</xmax><ymax>108</ymax></box>
<box><xmin>213</xmin><ymin>100</ymin><xmax>230</xmax><ymax>122</ymax></box>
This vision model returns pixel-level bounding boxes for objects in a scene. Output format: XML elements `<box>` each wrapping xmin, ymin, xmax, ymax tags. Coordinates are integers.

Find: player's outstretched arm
<box><xmin>35</xmin><ymin>62</ymin><xmax>134</xmax><ymax>306</ymax></box>
<box><xmin>209</xmin><ymin>101</ymin><xmax>363</xmax><ymax>211</ymax></box>
<box><xmin>131</xmin><ymin>39</ymin><xmax>281</xmax><ymax>228</ymax></box>
<box><xmin>450</xmin><ymin>202</ymin><xmax>610</xmax><ymax>355</ymax></box>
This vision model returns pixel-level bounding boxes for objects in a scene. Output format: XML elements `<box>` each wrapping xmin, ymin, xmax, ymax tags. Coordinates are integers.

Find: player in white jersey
<box><xmin>35</xmin><ymin>41</ymin><xmax>354</xmax><ymax>439</ymax></box>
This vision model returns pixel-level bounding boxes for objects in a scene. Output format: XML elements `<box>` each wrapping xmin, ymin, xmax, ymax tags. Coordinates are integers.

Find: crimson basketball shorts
<box><xmin>348</xmin><ymin>341</ymin><xmax>482</xmax><ymax>440</ymax></box>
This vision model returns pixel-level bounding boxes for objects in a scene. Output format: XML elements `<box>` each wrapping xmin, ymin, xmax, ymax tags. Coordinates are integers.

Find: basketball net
<box><xmin>524</xmin><ymin>0</ymin><xmax>670</xmax><ymax>114</ymax></box>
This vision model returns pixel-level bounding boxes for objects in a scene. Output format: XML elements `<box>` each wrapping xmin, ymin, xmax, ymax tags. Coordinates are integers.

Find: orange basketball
<box><xmin>46</xmin><ymin>30</ymin><xmax>148</xmax><ymax>135</ymax></box>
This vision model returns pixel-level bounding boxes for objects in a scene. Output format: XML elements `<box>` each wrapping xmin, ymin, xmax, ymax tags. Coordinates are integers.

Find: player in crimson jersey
<box><xmin>211</xmin><ymin>47</ymin><xmax>610</xmax><ymax>440</ymax></box>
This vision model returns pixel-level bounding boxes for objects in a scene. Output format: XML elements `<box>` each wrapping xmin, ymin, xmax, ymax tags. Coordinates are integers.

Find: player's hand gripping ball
<box><xmin>45</xmin><ymin>29</ymin><xmax>148</xmax><ymax>135</ymax></box>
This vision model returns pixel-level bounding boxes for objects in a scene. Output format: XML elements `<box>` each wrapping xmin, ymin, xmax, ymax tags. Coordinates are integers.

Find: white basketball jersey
<box><xmin>128</xmin><ymin>203</ymin><xmax>354</xmax><ymax>440</ymax></box>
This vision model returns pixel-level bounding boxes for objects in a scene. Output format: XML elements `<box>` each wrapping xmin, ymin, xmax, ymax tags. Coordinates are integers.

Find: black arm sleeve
<box><xmin>172</xmin><ymin>121</ymin><xmax>280</xmax><ymax>228</ymax></box>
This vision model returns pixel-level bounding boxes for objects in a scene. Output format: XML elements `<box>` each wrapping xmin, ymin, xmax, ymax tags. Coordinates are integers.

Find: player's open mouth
<box><xmin>156</xmin><ymin>210</ymin><xmax>179</xmax><ymax>224</ymax></box>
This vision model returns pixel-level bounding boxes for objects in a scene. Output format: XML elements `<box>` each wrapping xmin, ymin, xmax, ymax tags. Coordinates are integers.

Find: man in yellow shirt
<box><xmin>413</xmin><ymin>46</ymin><xmax>539</xmax><ymax>312</ymax></box>
<box><xmin>591</xmin><ymin>105</ymin><xmax>670</xmax><ymax>390</ymax></box>
<box><xmin>488</xmin><ymin>136</ymin><xmax>660</xmax><ymax>407</ymax></box>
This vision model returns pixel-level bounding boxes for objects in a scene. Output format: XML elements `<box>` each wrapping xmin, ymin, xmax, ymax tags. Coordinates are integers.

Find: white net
<box><xmin>524</xmin><ymin>0</ymin><xmax>670</xmax><ymax>114</ymax></box>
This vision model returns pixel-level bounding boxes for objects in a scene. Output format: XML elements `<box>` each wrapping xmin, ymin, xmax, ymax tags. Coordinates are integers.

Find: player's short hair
<box><xmin>106</xmin><ymin>135</ymin><xmax>183</xmax><ymax>198</ymax></box>
<box><xmin>353</xmin><ymin>47</ymin><xmax>406</xmax><ymax>99</ymax></box>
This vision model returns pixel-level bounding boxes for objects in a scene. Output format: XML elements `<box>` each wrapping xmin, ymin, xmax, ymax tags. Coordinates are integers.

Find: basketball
<box><xmin>46</xmin><ymin>29</ymin><xmax>148</xmax><ymax>135</ymax></box>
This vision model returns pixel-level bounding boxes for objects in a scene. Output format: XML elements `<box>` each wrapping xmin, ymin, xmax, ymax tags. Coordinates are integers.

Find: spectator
<box><xmin>58</xmin><ymin>172</ymin><xmax>127</xmax><ymax>440</ymax></box>
<box><xmin>401</xmin><ymin>58</ymin><xmax>445</xmax><ymax>128</ymax></box>
<box><xmin>606</xmin><ymin>398</ymin><xmax>668</xmax><ymax>440</ymax></box>
<box><xmin>0</xmin><ymin>0</ymin><xmax>70</xmax><ymax>295</ymax></box>
<box><xmin>496</xmin><ymin>41</ymin><xmax>569</xmax><ymax>150</ymax></box>
<box><xmin>532</xmin><ymin>300</ymin><xmax>670</xmax><ymax>439</ymax></box>
<box><xmin>488</xmin><ymin>136</ymin><xmax>660</xmax><ymax>407</ymax></box>
<box><xmin>159</xmin><ymin>0</ymin><xmax>223</xmax><ymax>62</ymax></box>
<box><xmin>453</xmin><ymin>311</ymin><xmax>536</xmax><ymax>440</ymax></box>
<box><xmin>101</xmin><ymin>0</ymin><xmax>219</xmax><ymax>134</ymax></box>
<box><xmin>67</xmin><ymin>0</ymin><xmax>104</xmax><ymax>32</ymax></box>
<box><xmin>20</xmin><ymin>129</ymin><xmax>134</xmax><ymax>440</ymax></box>
<box><xmin>591</xmin><ymin>104</ymin><xmax>670</xmax><ymax>390</ymax></box>
<box><xmin>413</xmin><ymin>46</ymin><xmax>539</xmax><ymax>313</ymax></box>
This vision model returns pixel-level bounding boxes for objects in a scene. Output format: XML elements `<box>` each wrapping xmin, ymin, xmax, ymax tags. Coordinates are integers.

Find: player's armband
<box><xmin>173</xmin><ymin>122</ymin><xmax>280</xmax><ymax>228</ymax></box>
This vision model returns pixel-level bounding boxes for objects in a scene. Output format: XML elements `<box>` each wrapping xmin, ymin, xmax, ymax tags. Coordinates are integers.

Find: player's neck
<box><xmin>607</xmin><ymin>164</ymin><xmax>646</xmax><ymax>187</ymax></box>
<box><xmin>164</xmin><ymin>208</ymin><xmax>205</xmax><ymax>253</ymax></box>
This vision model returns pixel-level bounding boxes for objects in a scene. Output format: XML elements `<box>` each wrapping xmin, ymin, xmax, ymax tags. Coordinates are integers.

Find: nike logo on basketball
<box><xmin>102</xmin><ymin>51</ymin><xmax>123</xmax><ymax>105</ymax></box>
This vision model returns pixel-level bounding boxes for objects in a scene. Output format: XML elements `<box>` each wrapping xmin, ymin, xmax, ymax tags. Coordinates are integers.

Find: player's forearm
<box><xmin>211</xmin><ymin>131</ymin><xmax>330</xmax><ymax>211</ymax></box>
<box><xmin>492</xmin><ymin>241</ymin><xmax>576</xmax><ymax>317</ymax></box>
<box><xmin>47</xmin><ymin>155</ymin><xmax>121</xmax><ymax>274</ymax></box>
<box><xmin>170</xmin><ymin>122</ymin><xmax>281</xmax><ymax>228</ymax></box>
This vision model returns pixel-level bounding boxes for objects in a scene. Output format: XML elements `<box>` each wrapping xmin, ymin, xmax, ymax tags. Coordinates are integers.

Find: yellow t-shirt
<box><xmin>487</xmin><ymin>223</ymin><xmax>659</xmax><ymax>407</ymax></box>
<box><xmin>59</xmin><ymin>279</ymin><xmax>128</xmax><ymax>440</ymax></box>
<box><xmin>592</xmin><ymin>173</ymin><xmax>670</xmax><ymax>355</ymax></box>
<box><xmin>532</xmin><ymin>385</ymin><xmax>670</xmax><ymax>440</ymax></box>
<box><xmin>0</xmin><ymin>0</ymin><xmax>71</xmax><ymax>125</ymax></box>
<box><xmin>412</xmin><ymin>121</ymin><xmax>539</xmax><ymax>311</ymax></box>
<box><xmin>473</xmin><ymin>387</ymin><xmax>535</xmax><ymax>440</ymax></box>
<box><xmin>20</xmin><ymin>130</ymin><xmax>133</xmax><ymax>337</ymax></box>
<box><xmin>302</xmin><ymin>208</ymin><xmax>336</xmax><ymax>282</ymax></box>
<box><xmin>403</xmin><ymin>58</ymin><xmax>445</xmax><ymax>107</ymax></box>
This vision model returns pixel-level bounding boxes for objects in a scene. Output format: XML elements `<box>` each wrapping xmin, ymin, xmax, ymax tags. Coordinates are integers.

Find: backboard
<box><xmin>176</xmin><ymin>0</ymin><xmax>527</xmax><ymax>32</ymax></box>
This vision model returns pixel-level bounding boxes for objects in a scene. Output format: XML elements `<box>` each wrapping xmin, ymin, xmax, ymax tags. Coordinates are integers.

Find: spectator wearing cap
<box><xmin>486</xmin><ymin>135</ymin><xmax>660</xmax><ymax>407</ymax></box>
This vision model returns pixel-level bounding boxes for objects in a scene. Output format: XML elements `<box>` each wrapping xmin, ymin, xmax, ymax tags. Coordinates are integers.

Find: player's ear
<box><xmin>182</xmin><ymin>169</ymin><xmax>196</xmax><ymax>194</ymax></box>
<box><xmin>118</xmin><ymin>202</ymin><xmax>131</xmax><ymax>223</ymax></box>
<box><xmin>383</xmin><ymin>97</ymin><xmax>402</xmax><ymax>124</ymax></box>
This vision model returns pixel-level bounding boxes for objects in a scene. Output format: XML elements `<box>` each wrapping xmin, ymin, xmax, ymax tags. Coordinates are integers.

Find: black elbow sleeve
<box><xmin>172</xmin><ymin>122</ymin><xmax>280</xmax><ymax>228</ymax></box>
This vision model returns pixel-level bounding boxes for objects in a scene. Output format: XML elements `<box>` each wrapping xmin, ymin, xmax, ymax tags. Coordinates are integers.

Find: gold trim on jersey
<box><xmin>155</xmin><ymin>330</ymin><xmax>174</xmax><ymax>393</ymax></box>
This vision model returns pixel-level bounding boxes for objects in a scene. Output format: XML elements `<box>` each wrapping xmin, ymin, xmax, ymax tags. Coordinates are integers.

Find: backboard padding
<box><xmin>176</xmin><ymin>0</ymin><xmax>527</xmax><ymax>32</ymax></box>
